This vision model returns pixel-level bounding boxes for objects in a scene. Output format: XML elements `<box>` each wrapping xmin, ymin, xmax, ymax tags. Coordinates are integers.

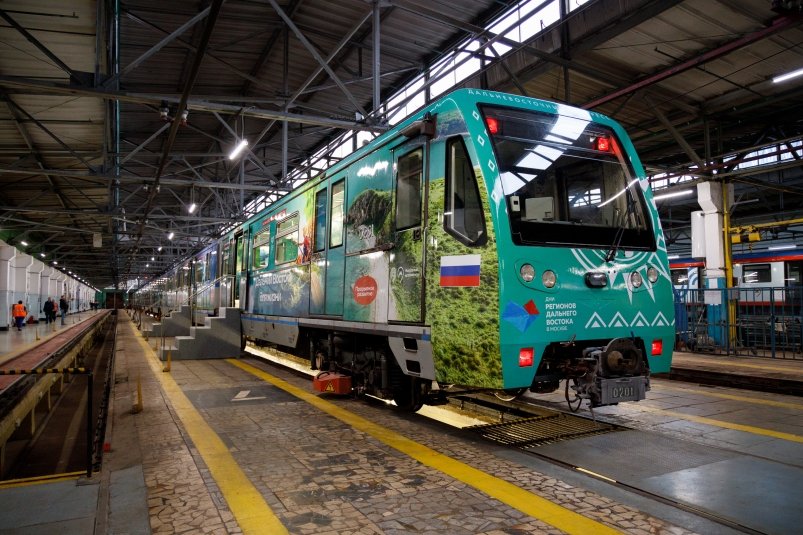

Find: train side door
<box><xmin>310</xmin><ymin>184</ymin><xmax>329</xmax><ymax>315</ymax></box>
<box><xmin>234</xmin><ymin>231</ymin><xmax>248</xmax><ymax>309</ymax></box>
<box><xmin>220</xmin><ymin>239</ymin><xmax>235</xmax><ymax>308</ymax></box>
<box><xmin>324</xmin><ymin>177</ymin><xmax>347</xmax><ymax>315</ymax></box>
<box><xmin>388</xmin><ymin>145</ymin><xmax>427</xmax><ymax>323</ymax></box>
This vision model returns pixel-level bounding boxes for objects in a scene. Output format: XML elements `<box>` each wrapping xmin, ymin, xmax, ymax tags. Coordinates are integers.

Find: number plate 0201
<box><xmin>599</xmin><ymin>376</ymin><xmax>647</xmax><ymax>405</ymax></box>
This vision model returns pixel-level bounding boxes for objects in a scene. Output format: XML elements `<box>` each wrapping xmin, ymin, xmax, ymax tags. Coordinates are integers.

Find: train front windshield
<box><xmin>482</xmin><ymin>105</ymin><xmax>655</xmax><ymax>250</ymax></box>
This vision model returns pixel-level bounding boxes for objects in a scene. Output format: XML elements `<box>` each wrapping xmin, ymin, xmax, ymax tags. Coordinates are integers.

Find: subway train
<box><xmin>137</xmin><ymin>89</ymin><xmax>675</xmax><ymax>411</ymax></box>
<box><xmin>671</xmin><ymin>250</ymin><xmax>802</xmax><ymax>302</ymax></box>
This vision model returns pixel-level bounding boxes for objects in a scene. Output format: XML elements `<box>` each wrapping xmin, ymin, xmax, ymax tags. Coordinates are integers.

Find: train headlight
<box><xmin>542</xmin><ymin>270</ymin><xmax>557</xmax><ymax>288</ymax></box>
<box><xmin>520</xmin><ymin>263</ymin><xmax>535</xmax><ymax>282</ymax></box>
<box><xmin>647</xmin><ymin>266</ymin><xmax>659</xmax><ymax>283</ymax></box>
<box><xmin>630</xmin><ymin>271</ymin><xmax>643</xmax><ymax>288</ymax></box>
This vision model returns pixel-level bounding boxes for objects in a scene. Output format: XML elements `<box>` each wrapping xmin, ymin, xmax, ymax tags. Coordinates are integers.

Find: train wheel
<box><xmin>493</xmin><ymin>388</ymin><xmax>526</xmax><ymax>402</ymax></box>
<box><xmin>393</xmin><ymin>376</ymin><xmax>425</xmax><ymax>412</ymax></box>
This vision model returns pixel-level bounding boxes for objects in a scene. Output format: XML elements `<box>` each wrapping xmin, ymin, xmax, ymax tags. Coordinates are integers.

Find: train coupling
<box><xmin>313</xmin><ymin>371</ymin><xmax>352</xmax><ymax>395</ymax></box>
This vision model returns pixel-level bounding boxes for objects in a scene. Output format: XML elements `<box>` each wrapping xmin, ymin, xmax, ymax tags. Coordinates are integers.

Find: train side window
<box><xmin>314</xmin><ymin>188</ymin><xmax>327</xmax><ymax>252</ymax></box>
<box><xmin>395</xmin><ymin>148</ymin><xmax>423</xmax><ymax>231</ymax></box>
<box><xmin>330</xmin><ymin>180</ymin><xmax>345</xmax><ymax>248</ymax></box>
<box><xmin>786</xmin><ymin>261</ymin><xmax>802</xmax><ymax>285</ymax></box>
<box><xmin>222</xmin><ymin>245</ymin><xmax>232</xmax><ymax>276</ymax></box>
<box><xmin>275</xmin><ymin>213</ymin><xmax>300</xmax><ymax>265</ymax></box>
<box><xmin>252</xmin><ymin>230</ymin><xmax>271</xmax><ymax>269</ymax></box>
<box><xmin>742</xmin><ymin>263</ymin><xmax>771</xmax><ymax>283</ymax></box>
<box><xmin>445</xmin><ymin>137</ymin><xmax>486</xmax><ymax>246</ymax></box>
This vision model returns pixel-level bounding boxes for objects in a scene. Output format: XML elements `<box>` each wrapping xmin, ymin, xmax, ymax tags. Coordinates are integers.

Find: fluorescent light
<box><xmin>652</xmin><ymin>189</ymin><xmax>693</xmax><ymax>201</ymax></box>
<box><xmin>773</xmin><ymin>67</ymin><xmax>803</xmax><ymax>84</ymax></box>
<box><xmin>188</xmin><ymin>203</ymin><xmax>197</xmax><ymax>213</ymax></box>
<box><xmin>53</xmin><ymin>260</ymin><xmax>58</xmax><ymax>265</ymax></box>
<box><xmin>768</xmin><ymin>244</ymin><xmax>796</xmax><ymax>251</ymax></box>
<box><xmin>229</xmin><ymin>139</ymin><xmax>249</xmax><ymax>160</ymax></box>
<box><xmin>167</xmin><ymin>232</ymin><xmax>174</xmax><ymax>240</ymax></box>
<box><xmin>39</xmin><ymin>253</ymin><xmax>45</xmax><ymax>258</ymax></box>
<box><xmin>20</xmin><ymin>240</ymin><xmax>28</xmax><ymax>246</ymax></box>
<box><xmin>158</xmin><ymin>246</ymin><xmax>163</xmax><ymax>251</ymax></box>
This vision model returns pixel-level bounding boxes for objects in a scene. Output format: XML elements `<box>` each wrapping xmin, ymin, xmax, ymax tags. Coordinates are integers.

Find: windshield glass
<box><xmin>482</xmin><ymin>105</ymin><xmax>654</xmax><ymax>250</ymax></box>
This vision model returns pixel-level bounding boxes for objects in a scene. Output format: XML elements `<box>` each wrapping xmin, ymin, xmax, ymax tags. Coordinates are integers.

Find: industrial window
<box><xmin>395</xmin><ymin>148</ymin><xmax>423</xmax><ymax>230</ymax></box>
<box><xmin>252</xmin><ymin>229</ymin><xmax>271</xmax><ymax>269</ymax></box>
<box><xmin>742</xmin><ymin>263</ymin><xmax>771</xmax><ymax>284</ymax></box>
<box><xmin>314</xmin><ymin>188</ymin><xmax>327</xmax><ymax>252</ymax></box>
<box><xmin>445</xmin><ymin>137</ymin><xmax>486</xmax><ymax>246</ymax></box>
<box><xmin>330</xmin><ymin>181</ymin><xmax>345</xmax><ymax>248</ymax></box>
<box><xmin>275</xmin><ymin>213</ymin><xmax>300</xmax><ymax>265</ymax></box>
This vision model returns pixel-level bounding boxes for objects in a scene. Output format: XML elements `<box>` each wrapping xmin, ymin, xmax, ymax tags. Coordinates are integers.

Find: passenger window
<box><xmin>742</xmin><ymin>263</ymin><xmax>771</xmax><ymax>284</ymax></box>
<box><xmin>314</xmin><ymin>188</ymin><xmax>327</xmax><ymax>252</ymax></box>
<box><xmin>330</xmin><ymin>181</ymin><xmax>345</xmax><ymax>248</ymax></box>
<box><xmin>252</xmin><ymin>230</ymin><xmax>271</xmax><ymax>269</ymax></box>
<box><xmin>445</xmin><ymin>138</ymin><xmax>486</xmax><ymax>246</ymax></box>
<box><xmin>275</xmin><ymin>213</ymin><xmax>300</xmax><ymax>265</ymax></box>
<box><xmin>222</xmin><ymin>245</ymin><xmax>232</xmax><ymax>276</ymax></box>
<box><xmin>195</xmin><ymin>258</ymin><xmax>205</xmax><ymax>284</ymax></box>
<box><xmin>395</xmin><ymin>148</ymin><xmax>422</xmax><ymax>230</ymax></box>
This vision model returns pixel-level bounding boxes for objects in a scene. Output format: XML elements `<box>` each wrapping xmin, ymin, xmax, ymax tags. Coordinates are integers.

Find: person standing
<box><xmin>12</xmin><ymin>300</ymin><xmax>27</xmax><ymax>331</ymax></box>
<box><xmin>43</xmin><ymin>298</ymin><xmax>54</xmax><ymax>324</ymax></box>
<box><xmin>59</xmin><ymin>295</ymin><xmax>68</xmax><ymax>325</ymax></box>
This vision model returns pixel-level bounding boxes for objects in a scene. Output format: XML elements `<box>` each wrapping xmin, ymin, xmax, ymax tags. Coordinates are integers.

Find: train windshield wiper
<box><xmin>604</xmin><ymin>180</ymin><xmax>638</xmax><ymax>263</ymax></box>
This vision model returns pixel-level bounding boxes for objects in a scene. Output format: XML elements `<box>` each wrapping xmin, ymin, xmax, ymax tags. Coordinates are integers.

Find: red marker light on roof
<box><xmin>596</xmin><ymin>136</ymin><xmax>611</xmax><ymax>152</ymax></box>
<box><xmin>486</xmin><ymin>117</ymin><xmax>500</xmax><ymax>135</ymax></box>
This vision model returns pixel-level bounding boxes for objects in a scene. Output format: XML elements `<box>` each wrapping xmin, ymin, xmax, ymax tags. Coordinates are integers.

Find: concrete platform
<box><xmin>1</xmin><ymin>316</ymin><xmax>741</xmax><ymax>534</ymax></box>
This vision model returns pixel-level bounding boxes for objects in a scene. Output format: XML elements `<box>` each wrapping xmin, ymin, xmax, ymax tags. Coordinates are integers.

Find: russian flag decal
<box><xmin>440</xmin><ymin>254</ymin><xmax>481</xmax><ymax>287</ymax></box>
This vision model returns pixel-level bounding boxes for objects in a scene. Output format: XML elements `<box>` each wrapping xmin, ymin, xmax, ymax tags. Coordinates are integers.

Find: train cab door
<box><xmin>234</xmin><ymin>230</ymin><xmax>248</xmax><ymax>309</ymax></box>
<box><xmin>220</xmin><ymin>239</ymin><xmax>235</xmax><ymax>308</ymax></box>
<box><xmin>388</xmin><ymin>143</ymin><xmax>428</xmax><ymax>323</ymax></box>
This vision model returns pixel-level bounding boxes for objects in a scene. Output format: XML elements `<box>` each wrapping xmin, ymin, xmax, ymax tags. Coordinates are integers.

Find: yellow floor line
<box><xmin>658</xmin><ymin>384</ymin><xmax>803</xmax><ymax>410</ymax></box>
<box><xmin>684</xmin><ymin>360</ymin><xmax>803</xmax><ymax>375</ymax></box>
<box><xmin>132</xmin><ymin>331</ymin><xmax>288</xmax><ymax>535</ymax></box>
<box><xmin>0</xmin><ymin>471</ymin><xmax>83</xmax><ymax>489</ymax></box>
<box><xmin>637</xmin><ymin>405</ymin><xmax>803</xmax><ymax>443</ymax></box>
<box><xmin>228</xmin><ymin>359</ymin><xmax>620</xmax><ymax>535</ymax></box>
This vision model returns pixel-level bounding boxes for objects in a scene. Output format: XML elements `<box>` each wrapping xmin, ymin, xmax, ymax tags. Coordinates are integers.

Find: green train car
<box><xmin>215</xmin><ymin>88</ymin><xmax>674</xmax><ymax>411</ymax></box>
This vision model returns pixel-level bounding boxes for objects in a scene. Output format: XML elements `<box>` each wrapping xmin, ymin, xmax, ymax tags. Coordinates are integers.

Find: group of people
<box><xmin>10</xmin><ymin>295</ymin><xmax>69</xmax><ymax>331</ymax></box>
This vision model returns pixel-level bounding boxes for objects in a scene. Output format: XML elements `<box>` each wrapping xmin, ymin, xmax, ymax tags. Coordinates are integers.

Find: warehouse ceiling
<box><xmin>1</xmin><ymin>0</ymin><xmax>802</xmax><ymax>289</ymax></box>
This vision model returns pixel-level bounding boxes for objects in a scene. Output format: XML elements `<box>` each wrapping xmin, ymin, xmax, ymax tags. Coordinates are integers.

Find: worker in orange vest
<box><xmin>12</xmin><ymin>300</ymin><xmax>26</xmax><ymax>332</ymax></box>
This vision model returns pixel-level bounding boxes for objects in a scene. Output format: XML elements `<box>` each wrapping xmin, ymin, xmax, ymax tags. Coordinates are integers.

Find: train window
<box><xmin>252</xmin><ymin>230</ymin><xmax>271</xmax><ymax>269</ymax></box>
<box><xmin>787</xmin><ymin>261</ymin><xmax>802</xmax><ymax>285</ymax></box>
<box><xmin>275</xmin><ymin>213</ymin><xmax>300</xmax><ymax>265</ymax></box>
<box><xmin>480</xmin><ymin>105</ymin><xmax>654</xmax><ymax>250</ymax></box>
<box><xmin>195</xmin><ymin>258</ymin><xmax>205</xmax><ymax>284</ymax></box>
<box><xmin>222</xmin><ymin>245</ymin><xmax>232</xmax><ymax>276</ymax></box>
<box><xmin>330</xmin><ymin>181</ymin><xmax>345</xmax><ymax>248</ymax></box>
<box><xmin>445</xmin><ymin>137</ymin><xmax>486</xmax><ymax>246</ymax></box>
<box><xmin>671</xmin><ymin>269</ymin><xmax>689</xmax><ymax>286</ymax></box>
<box><xmin>395</xmin><ymin>148</ymin><xmax>423</xmax><ymax>231</ymax></box>
<box><xmin>314</xmin><ymin>188</ymin><xmax>327</xmax><ymax>252</ymax></box>
<box><xmin>742</xmin><ymin>263</ymin><xmax>771</xmax><ymax>284</ymax></box>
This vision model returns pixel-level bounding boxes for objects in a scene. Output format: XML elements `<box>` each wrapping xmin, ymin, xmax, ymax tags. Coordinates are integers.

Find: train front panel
<box><xmin>452</xmin><ymin>90</ymin><xmax>674</xmax><ymax>406</ymax></box>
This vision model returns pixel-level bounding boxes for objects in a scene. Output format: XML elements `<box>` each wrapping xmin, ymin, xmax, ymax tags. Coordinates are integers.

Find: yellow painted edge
<box><xmin>131</xmin><ymin>328</ymin><xmax>288</xmax><ymax>535</ymax></box>
<box><xmin>637</xmin><ymin>405</ymin><xmax>803</xmax><ymax>443</ymax></box>
<box><xmin>228</xmin><ymin>358</ymin><xmax>621</xmax><ymax>535</ymax></box>
<box><xmin>0</xmin><ymin>471</ymin><xmax>83</xmax><ymax>489</ymax></box>
<box><xmin>659</xmin><ymin>384</ymin><xmax>803</xmax><ymax>411</ymax></box>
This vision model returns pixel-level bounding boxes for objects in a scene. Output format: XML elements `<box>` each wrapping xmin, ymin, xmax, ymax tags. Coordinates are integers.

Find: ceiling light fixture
<box><xmin>652</xmin><ymin>189</ymin><xmax>693</xmax><ymax>201</ymax></box>
<box><xmin>229</xmin><ymin>139</ymin><xmax>248</xmax><ymax>160</ymax></box>
<box><xmin>20</xmin><ymin>240</ymin><xmax>28</xmax><ymax>246</ymax></box>
<box><xmin>773</xmin><ymin>67</ymin><xmax>803</xmax><ymax>84</ymax></box>
<box><xmin>188</xmin><ymin>203</ymin><xmax>197</xmax><ymax>214</ymax></box>
<box><xmin>167</xmin><ymin>232</ymin><xmax>174</xmax><ymax>240</ymax></box>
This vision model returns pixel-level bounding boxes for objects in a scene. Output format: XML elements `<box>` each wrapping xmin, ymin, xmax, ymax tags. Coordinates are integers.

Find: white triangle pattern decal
<box><xmin>585</xmin><ymin>312</ymin><xmax>606</xmax><ymax>329</ymax></box>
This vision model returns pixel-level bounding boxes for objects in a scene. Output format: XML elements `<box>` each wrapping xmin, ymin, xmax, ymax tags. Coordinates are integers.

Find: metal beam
<box><xmin>0</xmin><ymin>8</ymin><xmax>80</xmax><ymax>81</ymax></box>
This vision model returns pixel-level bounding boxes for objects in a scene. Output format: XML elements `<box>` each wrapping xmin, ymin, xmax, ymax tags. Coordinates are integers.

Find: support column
<box><xmin>11</xmin><ymin>253</ymin><xmax>33</xmax><ymax>325</ymax></box>
<box><xmin>0</xmin><ymin>243</ymin><xmax>17</xmax><ymax>330</ymax></box>
<box><xmin>695</xmin><ymin>182</ymin><xmax>734</xmax><ymax>346</ymax></box>
<box><xmin>40</xmin><ymin>267</ymin><xmax>54</xmax><ymax>321</ymax></box>
<box><xmin>54</xmin><ymin>273</ymin><xmax>67</xmax><ymax>306</ymax></box>
<box><xmin>27</xmin><ymin>259</ymin><xmax>45</xmax><ymax>323</ymax></box>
